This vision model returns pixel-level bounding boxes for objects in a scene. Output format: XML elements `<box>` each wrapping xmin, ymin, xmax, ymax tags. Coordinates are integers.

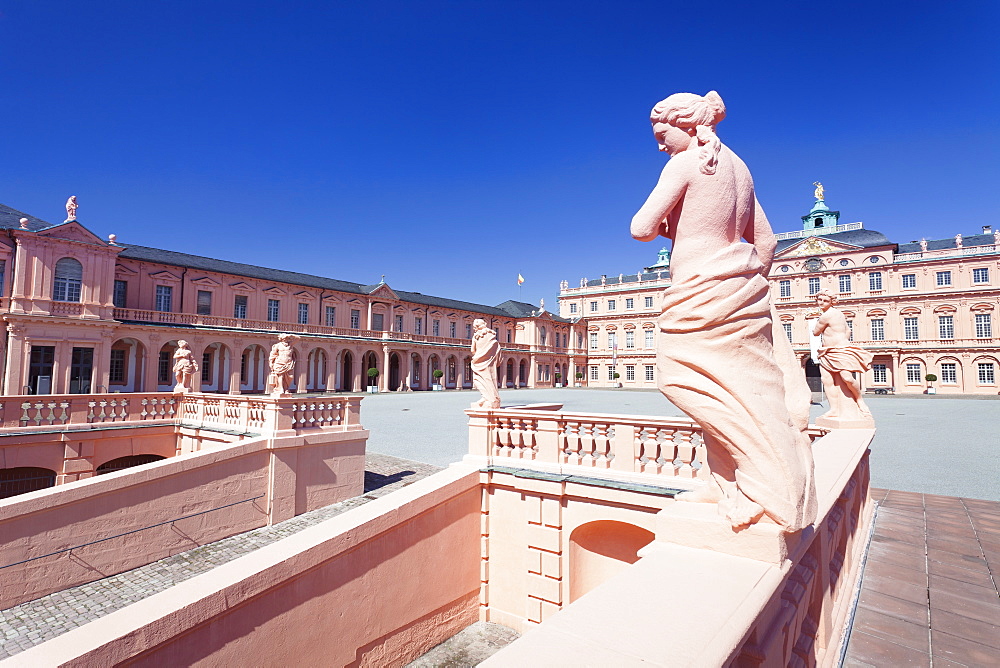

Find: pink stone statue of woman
<box><xmin>631</xmin><ymin>91</ymin><xmax>815</xmax><ymax>532</ymax></box>
<box><xmin>470</xmin><ymin>319</ymin><xmax>502</xmax><ymax>409</ymax></box>
<box><xmin>172</xmin><ymin>340</ymin><xmax>199</xmax><ymax>393</ymax></box>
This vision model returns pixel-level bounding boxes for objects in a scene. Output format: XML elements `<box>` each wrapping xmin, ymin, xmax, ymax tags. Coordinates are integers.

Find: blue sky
<box><xmin>2</xmin><ymin>1</ymin><xmax>996</xmax><ymax>309</ymax></box>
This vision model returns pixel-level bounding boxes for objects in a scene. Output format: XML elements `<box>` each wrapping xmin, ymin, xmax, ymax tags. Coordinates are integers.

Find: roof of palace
<box><xmin>496</xmin><ymin>300</ymin><xmax>572</xmax><ymax>323</ymax></box>
<box><xmin>0</xmin><ymin>203</ymin><xmax>57</xmax><ymax>232</ymax></box>
<box><xmin>774</xmin><ymin>228</ymin><xmax>894</xmax><ymax>253</ymax></box>
<box><xmin>115</xmin><ymin>243</ymin><xmax>522</xmax><ymax>318</ymax></box>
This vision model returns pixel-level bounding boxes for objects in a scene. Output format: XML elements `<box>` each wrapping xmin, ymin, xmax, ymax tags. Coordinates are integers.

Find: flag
<box><xmin>517</xmin><ymin>274</ymin><xmax>524</xmax><ymax>285</ymax></box>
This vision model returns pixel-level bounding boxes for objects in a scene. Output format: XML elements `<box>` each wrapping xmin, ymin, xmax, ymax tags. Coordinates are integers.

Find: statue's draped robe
<box><xmin>657</xmin><ymin>242</ymin><xmax>815</xmax><ymax>530</ymax></box>
<box><xmin>471</xmin><ymin>332</ymin><xmax>502</xmax><ymax>408</ymax></box>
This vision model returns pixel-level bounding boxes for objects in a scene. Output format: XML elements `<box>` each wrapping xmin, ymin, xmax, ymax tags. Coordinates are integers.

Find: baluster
<box><xmin>20</xmin><ymin>402</ymin><xmax>31</xmax><ymax>425</ymax></box>
<box><xmin>46</xmin><ymin>402</ymin><xmax>57</xmax><ymax>424</ymax></box>
<box><xmin>675</xmin><ymin>429</ymin><xmax>696</xmax><ymax>478</ymax></box>
<box><xmin>59</xmin><ymin>402</ymin><xmax>70</xmax><ymax>424</ymax></box>
<box><xmin>308</xmin><ymin>403</ymin><xmax>317</xmax><ymax>427</ymax></box>
<box><xmin>140</xmin><ymin>398</ymin><xmax>149</xmax><ymax>420</ymax></box>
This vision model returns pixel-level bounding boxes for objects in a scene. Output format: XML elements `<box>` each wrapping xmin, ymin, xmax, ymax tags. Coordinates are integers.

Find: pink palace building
<box><xmin>0</xmin><ymin>203</ymin><xmax>587</xmax><ymax>399</ymax></box>
<box><xmin>559</xmin><ymin>196</ymin><xmax>1000</xmax><ymax>395</ymax></box>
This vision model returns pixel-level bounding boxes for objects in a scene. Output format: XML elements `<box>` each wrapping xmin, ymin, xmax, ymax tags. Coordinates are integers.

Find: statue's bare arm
<box><xmin>631</xmin><ymin>159</ymin><xmax>689</xmax><ymax>242</ymax></box>
<box><xmin>743</xmin><ymin>196</ymin><xmax>776</xmax><ymax>273</ymax></box>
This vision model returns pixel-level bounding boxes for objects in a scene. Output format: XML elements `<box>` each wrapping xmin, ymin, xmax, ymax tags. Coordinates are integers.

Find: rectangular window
<box><xmin>976</xmin><ymin>313</ymin><xmax>992</xmax><ymax>338</ymax></box>
<box><xmin>808</xmin><ymin>277</ymin><xmax>820</xmax><ymax>295</ymax></box>
<box><xmin>979</xmin><ymin>363</ymin><xmax>996</xmax><ymax>385</ymax></box>
<box><xmin>432</xmin><ymin>319</ymin><xmax>440</xmax><ymax>336</ymax></box>
<box><xmin>297</xmin><ymin>303</ymin><xmax>309</xmax><ymax>324</ymax></box>
<box><xmin>625</xmin><ymin>298</ymin><xmax>634</xmax><ymax>309</ymax></box>
<box><xmin>906</xmin><ymin>363</ymin><xmax>922</xmax><ymax>384</ymax></box>
<box><xmin>202</xmin><ymin>352</ymin><xmax>213</xmax><ymax>385</ymax></box>
<box><xmin>625</xmin><ymin>365</ymin><xmax>635</xmax><ymax>381</ymax></box>
<box><xmin>904</xmin><ymin>317</ymin><xmax>919</xmax><ymax>341</ymax></box>
<box><xmin>414</xmin><ymin>317</ymin><xmax>422</xmax><ymax>335</ymax></box>
<box><xmin>450</xmin><ymin>322</ymin><xmax>456</xmax><ymax>338</ymax></box>
<box><xmin>109</xmin><ymin>349</ymin><xmax>126</xmax><ymax>383</ymax></box>
<box><xmin>902</xmin><ymin>274</ymin><xmax>916</xmax><ymax>289</ymax></box>
<box><xmin>158</xmin><ymin>351</ymin><xmax>171</xmax><ymax>384</ymax></box>
<box><xmin>113</xmin><ymin>280</ymin><xmax>128</xmax><ymax>308</ymax></box>
<box><xmin>607</xmin><ymin>332</ymin><xmax>617</xmax><ymax>349</ymax></box>
<box><xmin>973</xmin><ymin>267</ymin><xmax>989</xmax><ymax>284</ymax></box>
<box><xmin>507</xmin><ymin>329</ymin><xmax>512</xmax><ymax>343</ymax></box>
<box><xmin>397</xmin><ymin>315</ymin><xmax>405</xmax><ymax>332</ymax></box>
<box><xmin>838</xmin><ymin>275</ymin><xmax>852</xmax><ymax>293</ymax></box>
<box><xmin>607</xmin><ymin>299</ymin><xmax>616</xmax><ymax>311</ymax></box>
<box><xmin>608</xmin><ymin>366</ymin><xmax>617</xmax><ymax>381</ymax></box>
<box><xmin>871</xmin><ymin>319</ymin><xmax>885</xmax><ymax>341</ymax></box>
<box><xmin>644</xmin><ymin>330</ymin><xmax>654</xmax><ymax>349</ymax></box>
<box><xmin>936</xmin><ymin>271</ymin><xmax>952</xmax><ymax>287</ymax></box>
<box><xmin>325</xmin><ymin>305</ymin><xmax>336</xmax><ymax>327</ymax></box>
<box><xmin>645</xmin><ymin>365</ymin><xmax>654</xmax><ymax>381</ymax></box>
<box><xmin>0</xmin><ymin>260</ymin><xmax>6</xmax><ymax>296</ymax></box>
<box><xmin>644</xmin><ymin>296</ymin><xmax>654</xmax><ymax>308</ymax></box>
<box><xmin>590</xmin><ymin>301</ymin><xmax>598</xmax><ymax>312</ymax></box>
<box><xmin>625</xmin><ymin>330</ymin><xmax>635</xmax><ymax>349</ymax></box>
<box><xmin>872</xmin><ymin>364</ymin><xmax>887</xmax><ymax>384</ymax></box>
<box><xmin>783</xmin><ymin>323</ymin><xmax>792</xmax><ymax>342</ymax></box>
<box><xmin>350</xmin><ymin>309</ymin><xmax>361</xmax><ymax>329</ymax></box>
<box><xmin>577</xmin><ymin>333</ymin><xmax>584</xmax><ymax>349</ymax></box>
<box><xmin>197</xmin><ymin>290</ymin><xmax>212</xmax><ymax>316</ymax></box>
<box><xmin>465</xmin><ymin>323</ymin><xmax>472</xmax><ymax>338</ymax></box>
<box><xmin>938</xmin><ymin>315</ymin><xmax>954</xmax><ymax>339</ymax></box>
<box><xmin>267</xmin><ymin>299</ymin><xmax>280</xmax><ymax>322</ymax></box>
<box><xmin>779</xmin><ymin>280</ymin><xmax>791</xmax><ymax>298</ymax></box>
<box><xmin>590</xmin><ymin>366</ymin><xmax>598</xmax><ymax>381</ymax></box>
<box><xmin>371</xmin><ymin>313</ymin><xmax>384</xmax><ymax>331</ymax></box>
<box><xmin>846</xmin><ymin>320</ymin><xmax>854</xmax><ymax>341</ymax></box>
<box><xmin>569</xmin><ymin>303</ymin><xmax>577</xmax><ymax>314</ymax></box>
<box><xmin>155</xmin><ymin>285</ymin><xmax>173</xmax><ymax>313</ymax></box>
<box><xmin>940</xmin><ymin>363</ymin><xmax>957</xmax><ymax>384</ymax></box>
<box><xmin>234</xmin><ymin>295</ymin><xmax>247</xmax><ymax>319</ymax></box>
<box><xmin>869</xmin><ymin>272</ymin><xmax>883</xmax><ymax>291</ymax></box>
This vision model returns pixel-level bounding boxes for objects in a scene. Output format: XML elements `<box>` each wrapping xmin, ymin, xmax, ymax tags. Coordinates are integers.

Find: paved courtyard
<box><xmin>363</xmin><ymin>388</ymin><xmax>1000</xmax><ymax>502</ymax></box>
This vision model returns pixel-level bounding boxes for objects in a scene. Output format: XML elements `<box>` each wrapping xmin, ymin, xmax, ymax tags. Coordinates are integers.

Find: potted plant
<box><xmin>554</xmin><ymin>372</ymin><xmax>562</xmax><ymax>388</ymax></box>
<box><xmin>613</xmin><ymin>371</ymin><xmax>621</xmax><ymax>388</ymax></box>
<box><xmin>432</xmin><ymin>369</ymin><xmax>444</xmax><ymax>390</ymax></box>
<box><xmin>366</xmin><ymin>367</ymin><xmax>379</xmax><ymax>393</ymax></box>
<box><xmin>574</xmin><ymin>371</ymin><xmax>584</xmax><ymax>388</ymax></box>
<box><xmin>925</xmin><ymin>373</ymin><xmax>937</xmax><ymax>395</ymax></box>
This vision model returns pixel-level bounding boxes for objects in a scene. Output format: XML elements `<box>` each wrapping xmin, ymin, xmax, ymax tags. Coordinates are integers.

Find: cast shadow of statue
<box><xmin>364</xmin><ymin>469</ymin><xmax>416</xmax><ymax>494</ymax></box>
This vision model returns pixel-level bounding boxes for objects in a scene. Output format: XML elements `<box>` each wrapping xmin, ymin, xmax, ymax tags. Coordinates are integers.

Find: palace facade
<box><xmin>0</xmin><ymin>203</ymin><xmax>587</xmax><ymax>397</ymax></box>
<box><xmin>559</xmin><ymin>198</ymin><xmax>1000</xmax><ymax>395</ymax></box>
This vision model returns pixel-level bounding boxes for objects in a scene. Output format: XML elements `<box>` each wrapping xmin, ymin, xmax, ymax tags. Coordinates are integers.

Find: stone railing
<box><xmin>773</xmin><ymin>222</ymin><xmax>863</xmax><ymax>241</ymax></box>
<box><xmin>0</xmin><ymin>392</ymin><xmax>363</xmax><ymax>435</ymax></box>
<box><xmin>468</xmin><ymin>407</ymin><xmax>827</xmax><ymax>484</ymax></box>
<box><xmin>894</xmin><ymin>243</ymin><xmax>998</xmax><ymax>263</ymax></box>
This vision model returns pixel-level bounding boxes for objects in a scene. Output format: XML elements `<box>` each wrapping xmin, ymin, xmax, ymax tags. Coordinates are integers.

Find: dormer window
<box><xmin>814</xmin><ymin>218</ymin><xmax>823</xmax><ymax>227</ymax></box>
<box><xmin>53</xmin><ymin>258</ymin><xmax>83</xmax><ymax>302</ymax></box>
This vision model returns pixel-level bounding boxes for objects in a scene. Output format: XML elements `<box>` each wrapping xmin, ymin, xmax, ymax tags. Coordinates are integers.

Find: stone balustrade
<box><xmin>1</xmin><ymin>392</ymin><xmax>363</xmax><ymax>436</ymax></box>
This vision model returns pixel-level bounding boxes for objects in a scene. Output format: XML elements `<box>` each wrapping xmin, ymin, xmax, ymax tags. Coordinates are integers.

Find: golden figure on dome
<box><xmin>812</xmin><ymin>182</ymin><xmax>824</xmax><ymax>201</ymax></box>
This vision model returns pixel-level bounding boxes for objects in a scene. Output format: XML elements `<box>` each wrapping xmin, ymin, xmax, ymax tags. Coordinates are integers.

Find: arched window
<box><xmin>53</xmin><ymin>257</ymin><xmax>83</xmax><ymax>302</ymax></box>
<box><xmin>0</xmin><ymin>467</ymin><xmax>56</xmax><ymax>499</ymax></box>
<box><xmin>96</xmin><ymin>454</ymin><xmax>166</xmax><ymax>475</ymax></box>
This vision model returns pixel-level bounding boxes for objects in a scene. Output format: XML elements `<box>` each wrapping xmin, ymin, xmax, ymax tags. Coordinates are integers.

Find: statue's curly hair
<box><xmin>650</xmin><ymin>91</ymin><xmax>726</xmax><ymax>175</ymax></box>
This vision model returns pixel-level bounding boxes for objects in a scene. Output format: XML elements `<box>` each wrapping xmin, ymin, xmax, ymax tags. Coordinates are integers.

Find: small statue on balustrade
<box><xmin>268</xmin><ymin>333</ymin><xmax>298</xmax><ymax>397</ymax></box>
<box><xmin>172</xmin><ymin>340</ymin><xmax>199</xmax><ymax>393</ymax></box>
<box><xmin>807</xmin><ymin>290</ymin><xmax>874</xmax><ymax>426</ymax></box>
<box><xmin>470</xmin><ymin>319</ymin><xmax>502</xmax><ymax>409</ymax></box>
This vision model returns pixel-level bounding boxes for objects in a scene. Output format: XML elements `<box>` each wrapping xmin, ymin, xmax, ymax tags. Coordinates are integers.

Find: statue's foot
<box><xmin>858</xmin><ymin>401</ymin><xmax>872</xmax><ymax>417</ymax></box>
<box><xmin>676</xmin><ymin>484</ymin><xmax>722</xmax><ymax>504</ymax></box>
<box><xmin>719</xmin><ymin>492</ymin><xmax>765</xmax><ymax>529</ymax></box>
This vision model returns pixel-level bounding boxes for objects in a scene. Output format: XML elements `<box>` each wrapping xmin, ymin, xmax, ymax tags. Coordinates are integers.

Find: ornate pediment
<box><xmin>367</xmin><ymin>283</ymin><xmax>398</xmax><ymax>301</ymax></box>
<box><xmin>777</xmin><ymin>236</ymin><xmax>861</xmax><ymax>258</ymax></box>
<box><xmin>36</xmin><ymin>221</ymin><xmax>106</xmax><ymax>245</ymax></box>
<box><xmin>192</xmin><ymin>276</ymin><xmax>222</xmax><ymax>287</ymax></box>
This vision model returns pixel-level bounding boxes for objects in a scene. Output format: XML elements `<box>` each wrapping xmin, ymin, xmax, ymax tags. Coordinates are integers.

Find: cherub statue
<box><xmin>65</xmin><ymin>196</ymin><xmax>78</xmax><ymax>222</ymax></box>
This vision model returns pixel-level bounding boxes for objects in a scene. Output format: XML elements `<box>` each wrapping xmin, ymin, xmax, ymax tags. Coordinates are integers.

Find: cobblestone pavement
<box><xmin>0</xmin><ymin>452</ymin><xmax>442</xmax><ymax>659</ymax></box>
<box><xmin>406</xmin><ymin>621</ymin><xmax>520</xmax><ymax>667</ymax></box>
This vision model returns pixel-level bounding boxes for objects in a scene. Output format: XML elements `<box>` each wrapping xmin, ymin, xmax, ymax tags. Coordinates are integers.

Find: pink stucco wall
<box><xmin>0</xmin><ymin>428</ymin><xmax>366</xmax><ymax>609</ymax></box>
<box><xmin>15</xmin><ymin>467</ymin><xmax>482</xmax><ymax>668</ymax></box>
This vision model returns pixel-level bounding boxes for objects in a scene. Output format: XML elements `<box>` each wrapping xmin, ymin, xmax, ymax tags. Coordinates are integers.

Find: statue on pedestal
<box><xmin>812</xmin><ymin>181</ymin><xmax>825</xmax><ymax>201</ymax></box>
<box><xmin>630</xmin><ymin>90</ymin><xmax>815</xmax><ymax>532</ymax></box>
<box><xmin>172</xmin><ymin>340</ymin><xmax>199</xmax><ymax>393</ymax></box>
<box><xmin>65</xmin><ymin>196</ymin><xmax>78</xmax><ymax>222</ymax></box>
<box><xmin>808</xmin><ymin>291</ymin><xmax>873</xmax><ymax>426</ymax></box>
<box><xmin>470</xmin><ymin>318</ymin><xmax>502</xmax><ymax>409</ymax></box>
<box><xmin>268</xmin><ymin>333</ymin><xmax>297</xmax><ymax>397</ymax></box>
